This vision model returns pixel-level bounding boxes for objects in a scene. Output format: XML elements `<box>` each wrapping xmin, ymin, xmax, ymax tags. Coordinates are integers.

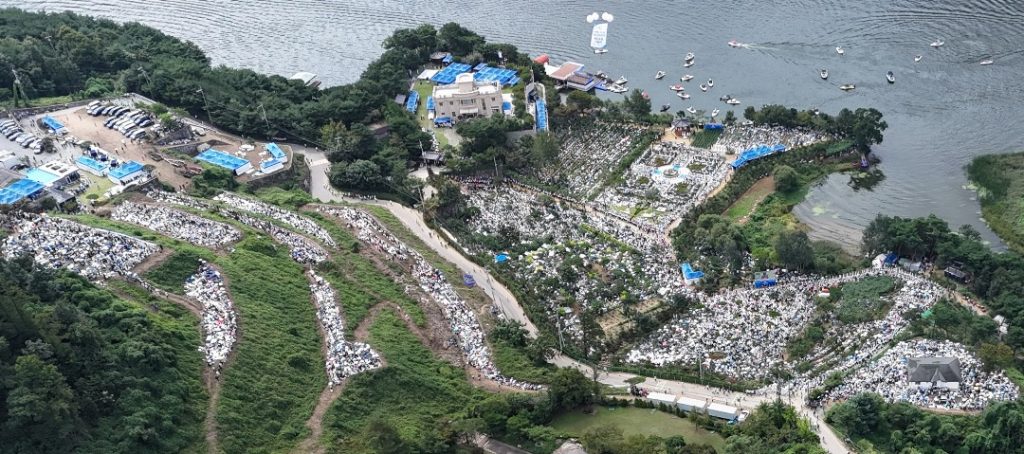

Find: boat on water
<box><xmin>839</xmin><ymin>84</ymin><xmax>856</xmax><ymax>91</ymax></box>
<box><xmin>660</xmin><ymin>104</ymin><xmax>672</xmax><ymax>112</ymax></box>
<box><xmin>595</xmin><ymin>71</ymin><xmax>609</xmax><ymax>80</ymax></box>
<box><xmin>980</xmin><ymin>59</ymin><xmax>994</xmax><ymax>66</ymax></box>
<box><xmin>930</xmin><ymin>39</ymin><xmax>944</xmax><ymax>48</ymax></box>
<box><xmin>685</xmin><ymin>52</ymin><xmax>695</xmax><ymax>61</ymax></box>
<box><xmin>728</xmin><ymin>39</ymin><xmax>743</xmax><ymax>48</ymax></box>
<box><xmin>615</xmin><ymin>75</ymin><xmax>628</xmax><ymax>85</ymax></box>
<box><xmin>677</xmin><ymin>92</ymin><xmax>691</xmax><ymax>99</ymax></box>
<box><xmin>681</xmin><ymin>74</ymin><xmax>694</xmax><ymax>82</ymax></box>
<box><xmin>594</xmin><ymin>48</ymin><xmax>608</xmax><ymax>54</ymax></box>
<box><xmin>719</xmin><ymin>94</ymin><xmax>732</xmax><ymax>101</ymax></box>
<box><xmin>607</xmin><ymin>84</ymin><xmax>627</xmax><ymax>93</ymax></box>
<box><xmin>726</xmin><ymin>98</ymin><xmax>741</xmax><ymax>105</ymax></box>
<box><xmin>914</xmin><ymin>55</ymin><xmax>923</xmax><ymax>63</ymax></box>
<box><xmin>686</xmin><ymin>107</ymin><xmax>697</xmax><ymax>115</ymax></box>
<box><xmin>699</xmin><ymin>84</ymin><xmax>708</xmax><ymax>92</ymax></box>
<box><xmin>836</xmin><ymin>46</ymin><xmax>845</xmax><ymax>55</ymax></box>
<box><xmin>684</xmin><ymin>60</ymin><xmax>695</xmax><ymax>68</ymax></box>
<box><xmin>655</xmin><ymin>70</ymin><xmax>666</xmax><ymax>79</ymax></box>
<box><xmin>707</xmin><ymin>79</ymin><xmax>714</xmax><ymax>87</ymax></box>
<box><xmin>641</xmin><ymin>91</ymin><xmax>650</xmax><ymax>100</ymax></box>
<box><xmin>820</xmin><ymin>68</ymin><xmax>829</xmax><ymax>80</ymax></box>
<box><xmin>669</xmin><ymin>84</ymin><xmax>685</xmax><ymax>91</ymax></box>
<box><xmin>886</xmin><ymin>71</ymin><xmax>895</xmax><ymax>84</ymax></box>
<box><xmin>711</xmin><ymin>109</ymin><xmax>720</xmax><ymax>117</ymax></box>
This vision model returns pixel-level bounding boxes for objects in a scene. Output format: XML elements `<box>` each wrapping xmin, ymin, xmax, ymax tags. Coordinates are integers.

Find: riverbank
<box><xmin>967</xmin><ymin>151</ymin><xmax>1024</xmax><ymax>252</ymax></box>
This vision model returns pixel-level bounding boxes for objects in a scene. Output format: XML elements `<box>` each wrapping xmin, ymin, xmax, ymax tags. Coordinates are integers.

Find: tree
<box><xmin>775</xmin><ymin>229</ymin><xmax>815</xmax><ymax>271</ymax></box>
<box><xmin>364</xmin><ymin>418</ymin><xmax>407</xmax><ymax>454</ymax></box>
<box><xmin>723</xmin><ymin>110</ymin><xmax>736</xmax><ymax>125</ymax></box>
<box><xmin>772</xmin><ymin>165</ymin><xmax>799</xmax><ymax>194</ymax></box>
<box><xmin>547</xmin><ymin>368</ymin><xmax>598</xmax><ymax>411</ymax></box>
<box><xmin>978</xmin><ymin>342</ymin><xmax>1014</xmax><ymax>371</ymax></box>
<box><xmin>827</xmin><ymin>393</ymin><xmax>885</xmax><ymax>436</ymax></box>
<box><xmin>39</xmin><ymin>137</ymin><xmax>56</xmax><ymax>154</ymax></box>
<box><xmin>836</xmin><ymin>107</ymin><xmax>887</xmax><ymax>156</ymax></box>
<box><xmin>5</xmin><ymin>354</ymin><xmax>78</xmax><ymax>452</ymax></box>
<box><xmin>529</xmin><ymin>132</ymin><xmax>560</xmax><ymax>167</ymax></box>
<box><xmin>581</xmin><ymin>424</ymin><xmax>624</xmax><ymax>454</ymax></box>
<box><xmin>623</xmin><ymin>89</ymin><xmax>652</xmax><ymax>121</ymax></box>
<box><xmin>329</xmin><ymin>159</ymin><xmax>383</xmax><ymax>190</ymax></box>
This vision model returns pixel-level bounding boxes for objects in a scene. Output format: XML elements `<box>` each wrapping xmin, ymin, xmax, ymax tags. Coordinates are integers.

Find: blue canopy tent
<box><xmin>535</xmin><ymin>99</ymin><xmax>548</xmax><ymax>132</ymax></box>
<box><xmin>42</xmin><ymin>115</ymin><xmax>67</xmax><ymax>134</ymax></box>
<box><xmin>405</xmin><ymin>90</ymin><xmax>419</xmax><ymax>113</ymax></box>
<box><xmin>753</xmin><ymin>270</ymin><xmax>778</xmax><ymax>289</ymax></box>
<box><xmin>731</xmin><ymin>143</ymin><xmax>787</xmax><ymax>169</ymax></box>
<box><xmin>430</xmin><ymin>63</ymin><xmax>472</xmax><ymax>84</ymax></box>
<box><xmin>426</xmin><ymin>96</ymin><xmax>435</xmax><ymax>112</ymax></box>
<box><xmin>884</xmin><ymin>253</ymin><xmax>898</xmax><ymax>267</ymax></box>
<box><xmin>442</xmin><ymin>54</ymin><xmax>454</xmax><ymax>64</ymax></box>
<box><xmin>680</xmin><ymin>263</ymin><xmax>704</xmax><ymax>283</ymax></box>
<box><xmin>494</xmin><ymin>253</ymin><xmax>510</xmax><ymax>264</ymax></box>
<box><xmin>434</xmin><ymin>116</ymin><xmax>452</xmax><ymax>126</ymax></box>
<box><xmin>704</xmin><ymin>123</ymin><xmax>724</xmax><ymax>130</ymax></box>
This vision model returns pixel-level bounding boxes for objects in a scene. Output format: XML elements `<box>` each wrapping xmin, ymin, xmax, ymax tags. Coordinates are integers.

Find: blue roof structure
<box><xmin>266</xmin><ymin>143</ymin><xmax>286</xmax><ymax>160</ymax></box>
<box><xmin>502</xmin><ymin>101</ymin><xmax>512</xmax><ymax>112</ymax></box>
<box><xmin>405</xmin><ymin>90</ymin><xmax>419</xmax><ymax>113</ymax></box>
<box><xmin>442</xmin><ymin>54</ymin><xmax>454</xmax><ymax>64</ymax></box>
<box><xmin>535</xmin><ymin>99</ymin><xmax>548</xmax><ymax>132</ymax></box>
<box><xmin>76</xmin><ymin>155</ymin><xmax>109</xmax><ymax>173</ymax></box>
<box><xmin>431</xmin><ymin>63</ymin><xmax>472</xmax><ymax>84</ymax></box>
<box><xmin>704</xmin><ymin>123</ymin><xmax>724</xmax><ymax>130</ymax></box>
<box><xmin>681</xmin><ymin>263</ymin><xmax>704</xmax><ymax>280</ymax></box>
<box><xmin>196</xmin><ymin>149</ymin><xmax>249</xmax><ymax>171</ymax></box>
<box><xmin>884</xmin><ymin>253</ymin><xmax>898</xmax><ymax>266</ymax></box>
<box><xmin>0</xmin><ymin>178</ymin><xmax>45</xmax><ymax>204</ymax></box>
<box><xmin>260</xmin><ymin>158</ymin><xmax>283</xmax><ymax>171</ymax></box>
<box><xmin>426</xmin><ymin>96</ymin><xmax>435</xmax><ymax>111</ymax></box>
<box><xmin>473</xmin><ymin>65</ymin><xmax>520</xmax><ymax>86</ymax></box>
<box><xmin>434</xmin><ymin>117</ymin><xmax>452</xmax><ymax>125</ymax></box>
<box><xmin>0</xmin><ymin>188</ymin><xmax>22</xmax><ymax>205</ymax></box>
<box><xmin>24</xmin><ymin>168</ymin><xmax>60</xmax><ymax>186</ymax></box>
<box><xmin>42</xmin><ymin>115</ymin><xmax>65</xmax><ymax>132</ymax></box>
<box><xmin>731</xmin><ymin>143</ymin><xmax>787</xmax><ymax>169</ymax></box>
<box><xmin>109</xmin><ymin>161</ymin><xmax>144</xmax><ymax>180</ymax></box>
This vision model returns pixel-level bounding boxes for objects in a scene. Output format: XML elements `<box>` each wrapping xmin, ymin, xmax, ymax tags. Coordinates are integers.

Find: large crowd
<box><xmin>626</xmin><ymin>268</ymin><xmax>945</xmax><ymax>381</ymax></box>
<box><xmin>714</xmin><ymin>125</ymin><xmax>830</xmax><ymax>155</ymax></box>
<box><xmin>318</xmin><ymin>205</ymin><xmax>541</xmax><ymax>390</ymax></box>
<box><xmin>2</xmin><ymin>213</ymin><xmax>158</xmax><ymax>281</ymax></box>
<box><xmin>548</xmin><ymin>120</ymin><xmax>648</xmax><ymax>197</ymax></box>
<box><xmin>185</xmin><ymin>262</ymin><xmax>237</xmax><ymax>370</ymax></box>
<box><xmin>112</xmin><ymin>201</ymin><xmax>241</xmax><ymax>248</ymax></box>
<box><xmin>823</xmin><ymin>339</ymin><xmax>1020</xmax><ymax>411</ymax></box>
<box><xmin>309</xmin><ymin>270</ymin><xmax>382</xmax><ymax>384</ymax></box>
<box><xmin>213</xmin><ymin>193</ymin><xmax>336</xmax><ymax>248</ymax></box>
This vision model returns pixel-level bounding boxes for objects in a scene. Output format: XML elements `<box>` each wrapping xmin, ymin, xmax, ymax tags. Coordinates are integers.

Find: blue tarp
<box><xmin>884</xmin><ymin>253</ymin><xmax>898</xmax><ymax>266</ymax></box>
<box><xmin>42</xmin><ymin>115</ymin><xmax>65</xmax><ymax>133</ymax></box>
<box><xmin>109</xmin><ymin>161</ymin><xmax>144</xmax><ymax>180</ymax></box>
<box><xmin>266</xmin><ymin>142</ymin><xmax>286</xmax><ymax>160</ymax></box>
<box><xmin>426</xmin><ymin>96</ymin><xmax>435</xmax><ymax>111</ymax></box>
<box><xmin>754</xmin><ymin>278</ymin><xmax>777</xmax><ymax>289</ymax></box>
<box><xmin>6</xmin><ymin>179</ymin><xmax>44</xmax><ymax>198</ymax></box>
<box><xmin>502</xmin><ymin>101</ymin><xmax>512</xmax><ymax>112</ymax></box>
<box><xmin>535</xmin><ymin>99</ymin><xmax>548</xmax><ymax>132</ymax></box>
<box><xmin>473</xmin><ymin>63</ymin><xmax>489</xmax><ymax>71</ymax></box>
<box><xmin>463</xmin><ymin>273</ymin><xmax>476</xmax><ymax>287</ymax></box>
<box><xmin>405</xmin><ymin>90</ymin><xmax>419</xmax><ymax>113</ymax></box>
<box><xmin>260</xmin><ymin>158</ymin><xmax>283</xmax><ymax>170</ymax></box>
<box><xmin>495</xmin><ymin>253</ymin><xmax>510</xmax><ymax>264</ymax></box>
<box><xmin>196</xmin><ymin>149</ymin><xmax>249</xmax><ymax>171</ymax></box>
<box><xmin>731</xmin><ymin>143</ymin><xmax>787</xmax><ymax>169</ymax></box>
<box><xmin>24</xmin><ymin>168</ymin><xmax>60</xmax><ymax>186</ymax></box>
<box><xmin>704</xmin><ymin>123</ymin><xmax>724</xmax><ymax>130</ymax></box>
<box><xmin>434</xmin><ymin>117</ymin><xmax>452</xmax><ymax>125</ymax></box>
<box><xmin>680</xmin><ymin>263</ymin><xmax>705</xmax><ymax>280</ymax></box>
<box><xmin>431</xmin><ymin>62</ymin><xmax>472</xmax><ymax>84</ymax></box>
<box><xmin>76</xmin><ymin>155</ymin><xmax>109</xmax><ymax>173</ymax></box>
<box><xmin>442</xmin><ymin>54</ymin><xmax>454</xmax><ymax>64</ymax></box>
<box><xmin>472</xmin><ymin>65</ymin><xmax>520</xmax><ymax>86</ymax></box>
<box><xmin>0</xmin><ymin>188</ymin><xmax>23</xmax><ymax>205</ymax></box>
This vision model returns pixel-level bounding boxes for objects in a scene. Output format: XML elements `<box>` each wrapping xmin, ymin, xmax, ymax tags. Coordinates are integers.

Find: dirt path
<box><xmin>293</xmin><ymin>385</ymin><xmax>342</xmax><ymax>454</ymax></box>
<box><xmin>132</xmin><ymin>246</ymin><xmax>175</xmax><ymax>275</ymax></box>
<box><xmin>726</xmin><ymin>175</ymin><xmax>775</xmax><ymax>225</ymax></box>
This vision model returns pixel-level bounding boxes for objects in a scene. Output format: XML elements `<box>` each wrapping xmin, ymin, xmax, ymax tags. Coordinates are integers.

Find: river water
<box><xmin>9</xmin><ymin>0</ymin><xmax>1024</xmax><ymax>250</ymax></box>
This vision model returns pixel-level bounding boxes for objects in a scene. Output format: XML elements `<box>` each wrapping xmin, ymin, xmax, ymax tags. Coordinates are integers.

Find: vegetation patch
<box><xmin>834</xmin><ymin>276</ymin><xmax>897</xmax><ymax>324</ymax></box>
<box><xmin>145</xmin><ymin>250</ymin><xmax>205</xmax><ymax>293</ymax></box>
<box><xmin>967</xmin><ymin>151</ymin><xmax>1024</xmax><ymax>251</ymax></box>
<box><xmin>690</xmin><ymin>129</ymin><xmax>723</xmax><ymax>149</ymax></box>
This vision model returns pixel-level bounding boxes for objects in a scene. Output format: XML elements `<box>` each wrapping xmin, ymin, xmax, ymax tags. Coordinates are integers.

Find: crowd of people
<box><xmin>309</xmin><ymin>270</ymin><xmax>381</xmax><ymax>385</ymax></box>
<box><xmin>318</xmin><ymin>205</ymin><xmax>541</xmax><ymax>390</ymax></box>
<box><xmin>185</xmin><ymin>262</ymin><xmax>237</xmax><ymax>370</ymax></box>
<box><xmin>112</xmin><ymin>201</ymin><xmax>241</xmax><ymax>248</ymax></box>
<box><xmin>2</xmin><ymin>213</ymin><xmax>158</xmax><ymax>281</ymax></box>
<box><xmin>714</xmin><ymin>124</ymin><xmax>830</xmax><ymax>155</ymax></box>
<box><xmin>212</xmin><ymin>193</ymin><xmax>336</xmax><ymax>248</ymax></box>
<box><xmin>548</xmin><ymin>120</ymin><xmax>648</xmax><ymax>197</ymax></box>
<box><xmin>626</xmin><ymin>268</ymin><xmax>946</xmax><ymax>381</ymax></box>
<box><xmin>823</xmin><ymin>339</ymin><xmax>1020</xmax><ymax>411</ymax></box>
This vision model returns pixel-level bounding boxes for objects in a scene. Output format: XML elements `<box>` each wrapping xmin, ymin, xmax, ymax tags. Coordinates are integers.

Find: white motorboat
<box><xmin>669</xmin><ymin>84</ymin><xmax>685</xmax><ymax>91</ymax></box>
<box><xmin>728</xmin><ymin>39</ymin><xmax>742</xmax><ymax>48</ymax></box>
<box><xmin>677</xmin><ymin>92</ymin><xmax>691</xmax><ymax>99</ymax></box>
<box><xmin>839</xmin><ymin>84</ymin><xmax>856</xmax><ymax>91</ymax></box>
<box><xmin>836</xmin><ymin>46</ymin><xmax>845</xmax><ymax>55</ymax></box>
<box><xmin>930</xmin><ymin>39</ymin><xmax>944</xmax><ymax>48</ymax></box>
<box><xmin>711</xmin><ymin>109</ymin><xmax>720</xmax><ymax>117</ymax></box>
<box><xmin>699</xmin><ymin>84</ymin><xmax>708</xmax><ymax>92</ymax></box>
<box><xmin>607</xmin><ymin>84</ymin><xmax>627</xmax><ymax>93</ymax></box>
<box><xmin>719</xmin><ymin>94</ymin><xmax>732</xmax><ymax>101</ymax></box>
<box><xmin>820</xmin><ymin>68</ymin><xmax>829</xmax><ymax>80</ymax></box>
<box><xmin>914</xmin><ymin>55</ymin><xmax>923</xmax><ymax>63</ymax></box>
<box><xmin>655</xmin><ymin>70</ymin><xmax>666</xmax><ymax>79</ymax></box>
<box><xmin>686</xmin><ymin>107</ymin><xmax>697</xmax><ymax>115</ymax></box>
<box><xmin>684</xmin><ymin>60</ymin><xmax>695</xmax><ymax>68</ymax></box>
<box><xmin>615</xmin><ymin>75</ymin><xmax>628</xmax><ymax>85</ymax></box>
<box><xmin>886</xmin><ymin>71</ymin><xmax>895</xmax><ymax>84</ymax></box>
<box><xmin>681</xmin><ymin>74</ymin><xmax>694</xmax><ymax>82</ymax></box>
<box><xmin>726</xmin><ymin>98</ymin><xmax>741</xmax><ymax>105</ymax></box>
<box><xmin>980</xmin><ymin>59</ymin><xmax>994</xmax><ymax>66</ymax></box>
<box><xmin>685</xmin><ymin>52</ymin><xmax>695</xmax><ymax>61</ymax></box>
<box><xmin>594</xmin><ymin>48</ymin><xmax>608</xmax><ymax>54</ymax></box>
<box><xmin>707</xmin><ymin>79</ymin><xmax>714</xmax><ymax>87</ymax></box>
<box><xmin>595</xmin><ymin>71</ymin><xmax>609</xmax><ymax>80</ymax></box>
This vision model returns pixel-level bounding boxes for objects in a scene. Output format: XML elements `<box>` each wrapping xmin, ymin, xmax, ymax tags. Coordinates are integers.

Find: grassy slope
<box><xmin>550</xmin><ymin>407</ymin><xmax>726</xmax><ymax>451</ymax></box>
<box><xmin>967</xmin><ymin>152</ymin><xmax>1024</xmax><ymax>251</ymax></box>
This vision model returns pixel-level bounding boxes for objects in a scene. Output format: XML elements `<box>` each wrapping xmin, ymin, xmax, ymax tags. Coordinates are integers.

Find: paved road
<box><xmin>297</xmin><ymin>146</ymin><xmax>847</xmax><ymax>453</ymax></box>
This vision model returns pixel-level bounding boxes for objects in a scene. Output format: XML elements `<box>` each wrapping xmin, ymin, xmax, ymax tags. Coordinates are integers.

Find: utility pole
<box><xmin>11</xmin><ymin>68</ymin><xmax>28</xmax><ymax>108</ymax></box>
<box><xmin>256</xmin><ymin>103</ymin><xmax>270</xmax><ymax>130</ymax></box>
<box><xmin>196</xmin><ymin>87</ymin><xmax>212</xmax><ymax>124</ymax></box>
<box><xmin>137</xmin><ymin>67</ymin><xmax>153</xmax><ymax>92</ymax></box>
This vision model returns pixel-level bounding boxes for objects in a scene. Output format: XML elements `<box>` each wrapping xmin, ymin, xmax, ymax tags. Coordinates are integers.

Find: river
<box><xmin>8</xmin><ymin>0</ymin><xmax>1024</xmax><ymax>250</ymax></box>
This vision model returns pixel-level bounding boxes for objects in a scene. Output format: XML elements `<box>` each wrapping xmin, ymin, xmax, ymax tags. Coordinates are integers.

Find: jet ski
<box><xmin>836</xmin><ymin>46</ymin><xmax>845</xmax><ymax>55</ymax></box>
<box><xmin>839</xmin><ymin>84</ymin><xmax>856</xmax><ymax>91</ymax></box>
<box><xmin>655</xmin><ymin>71</ymin><xmax>666</xmax><ymax>79</ymax></box>
<box><xmin>681</xmin><ymin>74</ymin><xmax>694</xmax><ymax>82</ymax></box>
<box><xmin>930</xmin><ymin>39</ymin><xmax>944</xmax><ymax>48</ymax></box>
<box><xmin>699</xmin><ymin>84</ymin><xmax>708</xmax><ymax>92</ymax></box>
<box><xmin>820</xmin><ymin>68</ymin><xmax>828</xmax><ymax>80</ymax></box>
<box><xmin>886</xmin><ymin>71</ymin><xmax>895</xmax><ymax>84</ymax></box>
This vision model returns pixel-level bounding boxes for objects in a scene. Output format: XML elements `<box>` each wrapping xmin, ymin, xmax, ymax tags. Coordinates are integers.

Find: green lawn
<box><xmin>550</xmin><ymin>407</ymin><xmax>726</xmax><ymax>451</ymax></box>
<box><xmin>691</xmin><ymin>129</ymin><xmax>723</xmax><ymax>149</ymax></box>
<box><xmin>724</xmin><ymin>177</ymin><xmax>775</xmax><ymax>221</ymax></box>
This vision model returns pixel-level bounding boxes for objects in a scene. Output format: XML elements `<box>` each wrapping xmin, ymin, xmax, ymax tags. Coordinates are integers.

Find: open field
<box><xmin>724</xmin><ymin>176</ymin><xmax>775</xmax><ymax>222</ymax></box>
<box><xmin>550</xmin><ymin>406</ymin><xmax>726</xmax><ymax>451</ymax></box>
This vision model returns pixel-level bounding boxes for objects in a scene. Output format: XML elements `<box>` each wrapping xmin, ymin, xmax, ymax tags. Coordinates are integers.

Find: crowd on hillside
<box><xmin>309</xmin><ymin>270</ymin><xmax>381</xmax><ymax>384</ymax></box>
<box><xmin>185</xmin><ymin>262</ymin><xmax>237</xmax><ymax>370</ymax></box>
<box><xmin>548</xmin><ymin>121</ymin><xmax>648</xmax><ymax>197</ymax></box>
<box><xmin>823</xmin><ymin>339</ymin><xmax>1020</xmax><ymax>411</ymax></box>
<box><xmin>1</xmin><ymin>213</ymin><xmax>158</xmax><ymax>281</ymax></box>
<box><xmin>715</xmin><ymin>125</ymin><xmax>830</xmax><ymax>154</ymax></box>
<box><xmin>318</xmin><ymin>205</ymin><xmax>541</xmax><ymax>390</ymax></box>
<box><xmin>112</xmin><ymin>201</ymin><xmax>241</xmax><ymax>248</ymax></box>
<box><xmin>213</xmin><ymin>193</ymin><xmax>336</xmax><ymax>247</ymax></box>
